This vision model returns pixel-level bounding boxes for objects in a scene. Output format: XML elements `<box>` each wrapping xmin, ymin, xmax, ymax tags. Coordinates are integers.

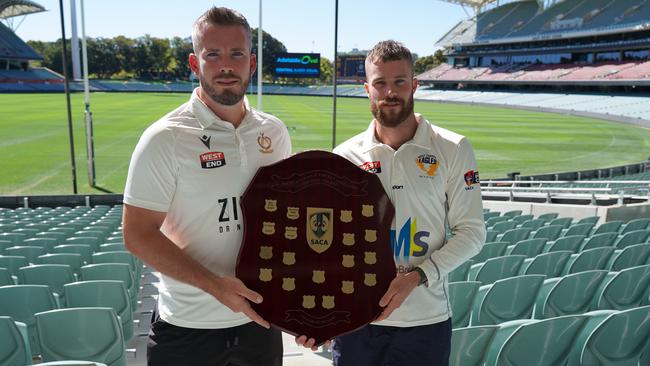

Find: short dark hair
<box><xmin>365</xmin><ymin>40</ymin><xmax>414</xmax><ymax>75</ymax></box>
<box><xmin>192</xmin><ymin>7</ymin><xmax>252</xmax><ymax>53</ymax></box>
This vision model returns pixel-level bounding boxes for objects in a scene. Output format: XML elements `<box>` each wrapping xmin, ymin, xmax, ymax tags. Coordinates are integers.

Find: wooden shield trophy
<box><xmin>236</xmin><ymin>151</ymin><xmax>395</xmax><ymax>345</ymax></box>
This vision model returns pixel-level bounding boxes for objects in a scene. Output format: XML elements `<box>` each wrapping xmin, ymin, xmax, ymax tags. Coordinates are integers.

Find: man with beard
<box><xmin>329</xmin><ymin>40</ymin><xmax>485</xmax><ymax>365</ymax></box>
<box><xmin>122</xmin><ymin>7</ymin><xmax>290</xmax><ymax>365</ymax></box>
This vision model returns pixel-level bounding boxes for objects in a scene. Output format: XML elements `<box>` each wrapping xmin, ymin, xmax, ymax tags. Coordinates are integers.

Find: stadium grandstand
<box><xmin>423</xmin><ymin>0</ymin><xmax>650</xmax><ymax>92</ymax></box>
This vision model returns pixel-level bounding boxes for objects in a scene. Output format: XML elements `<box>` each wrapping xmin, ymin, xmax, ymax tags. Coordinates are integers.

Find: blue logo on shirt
<box><xmin>390</xmin><ymin>218</ymin><xmax>429</xmax><ymax>259</ymax></box>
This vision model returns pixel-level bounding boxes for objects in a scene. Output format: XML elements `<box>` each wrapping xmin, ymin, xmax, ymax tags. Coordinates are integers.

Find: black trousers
<box><xmin>147</xmin><ymin>308</ymin><xmax>283</xmax><ymax>366</ymax></box>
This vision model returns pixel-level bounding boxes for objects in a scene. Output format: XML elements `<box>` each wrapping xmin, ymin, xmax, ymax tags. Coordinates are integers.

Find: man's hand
<box><xmin>211</xmin><ymin>276</ymin><xmax>270</xmax><ymax>329</ymax></box>
<box><xmin>375</xmin><ymin>271</ymin><xmax>420</xmax><ymax>322</ymax></box>
<box><xmin>295</xmin><ymin>335</ymin><xmax>331</xmax><ymax>351</ymax></box>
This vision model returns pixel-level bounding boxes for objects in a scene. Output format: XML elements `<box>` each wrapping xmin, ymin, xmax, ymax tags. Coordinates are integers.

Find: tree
<box><xmin>170</xmin><ymin>36</ymin><xmax>193</xmax><ymax>79</ymax></box>
<box><xmin>319</xmin><ymin>56</ymin><xmax>333</xmax><ymax>84</ymax></box>
<box><xmin>414</xmin><ymin>49</ymin><xmax>447</xmax><ymax>75</ymax></box>
<box><xmin>251</xmin><ymin>28</ymin><xmax>287</xmax><ymax>80</ymax></box>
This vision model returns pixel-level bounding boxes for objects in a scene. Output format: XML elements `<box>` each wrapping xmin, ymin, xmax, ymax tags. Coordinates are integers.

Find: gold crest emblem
<box><xmin>259</xmin><ymin>246</ymin><xmax>273</xmax><ymax>260</ymax></box>
<box><xmin>257</xmin><ymin>132</ymin><xmax>274</xmax><ymax>154</ymax></box>
<box><xmin>306</xmin><ymin>207</ymin><xmax>333</xmax><ymax>254</ymax></box>
<box><xmin>286</xmin><ymin>207</ymin><xmax>300</xmax><ymax>220</ymax></box>
<box><xmin>264</xmin><ymin>199</ymin><xmax>277</xmax><ymax>212</ymax></box>
<box><xmin>262</xmin><ymin>222</ymin><xmax>275</xmax><ymax>235</ymax></box>
<box><xmin>282</xmin><ymin>277</ymin><xmax>295</xmax><ymax>291</ymax></box>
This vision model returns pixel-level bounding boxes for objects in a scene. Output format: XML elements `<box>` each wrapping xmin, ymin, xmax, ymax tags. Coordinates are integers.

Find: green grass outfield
<box><xmin>1</xmin><ymin>92</ymin><xmax>650</xmax><ymax>195</ymax></box>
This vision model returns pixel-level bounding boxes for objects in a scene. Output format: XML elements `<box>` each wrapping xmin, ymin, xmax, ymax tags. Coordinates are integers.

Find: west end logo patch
<box><xmin>359</xmin><ymin>161</ymin><xmax>382</xmax><ymax>174</ymax></box>
<box><xmin>415</xmin><ymin>154</ymin><xmax>439</xmax><ymax>177</ymax></box>
<box><xmin>464</xmin><ymin>170</ymin><xmax>480</xmax><ymax>190</ymax></box>
<box><xmin>200</xmin><ymin>152</ymin><xmax>226</xmax><ymax>169</ymax></box>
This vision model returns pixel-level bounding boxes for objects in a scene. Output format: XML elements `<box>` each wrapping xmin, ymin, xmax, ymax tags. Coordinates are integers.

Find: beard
<box><xmin>371</xmin><ymin>93</ymin><xmax>414</xmax><ymax>128</ymax></box>
<box><xmin>200</xmin><ymin>71</ymin><xmax>250</xmax><ymax>106</ymax></box>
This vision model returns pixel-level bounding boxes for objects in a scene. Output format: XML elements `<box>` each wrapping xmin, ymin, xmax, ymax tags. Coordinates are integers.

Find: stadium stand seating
<box><xmin>0</xmin><ymin>316</ymin><xmax>31</xmax><ymax>366</ymax></box>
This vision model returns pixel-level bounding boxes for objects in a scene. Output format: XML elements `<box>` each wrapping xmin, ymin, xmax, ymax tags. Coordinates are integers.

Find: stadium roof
<box><xmin>0</xmin><ymin>0</ymin><xmax>45</xmax><ymax>19</ymax></box>
<box><xmin>439</xmin><ymin>0</ymin><xmax>543</xmax><ymax>14</ymax></box>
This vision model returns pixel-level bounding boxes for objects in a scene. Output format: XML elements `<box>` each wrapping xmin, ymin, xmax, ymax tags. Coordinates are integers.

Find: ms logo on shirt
<box><xmin>390</xmin><ymin>217</ymin><xmax>430</xmax><ymax>259</ymax></box>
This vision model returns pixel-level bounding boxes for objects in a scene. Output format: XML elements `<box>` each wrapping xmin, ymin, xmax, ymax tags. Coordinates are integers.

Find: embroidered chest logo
<box><xmin>258</xmin><ymin>133</ymin><xmax>274</xmax><ymax>154</ymax></box>
<box><xmin>415</xmin><ymin>154</ymin><xmax>439</xmax><ymax>177</ymax></box>
<box><xmin>464</xmin><ymin>170</ymin><xmax>480</xmax><ymax>190</ymax></box>
<box><xmin>200</xmin><ymin>152</ymin><xmax>226</xmax><ymax>169</ymax></box>
<box><xmin>359</xmin><ymin>161</ymin><xmax>382</xmax><ymax>174</ymax></box>
<box><xmin>199</xmin><ymin>135</ymin><xmax>211</xmax><ymax>149</ymax></box>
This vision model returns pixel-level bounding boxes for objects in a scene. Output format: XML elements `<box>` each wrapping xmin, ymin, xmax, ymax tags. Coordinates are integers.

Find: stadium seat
<box><xmin>619</xmin><ymin>218</ymin><xmax>650</xmax><ymax>235</ymax></box>
<box><xmin>469</xmin><ymin>255</ymin><xmax>526</xmax><ymax>285</ymax></box>
<box><xmin>510</xmin><ymin>214</ymin><xmax>533</xmax><ymax>225</ymax></box>
<box><xmin>575</xmin><ymin>216</ymin><xmax>600</xmax><ymax>226</ymax></box>
<box><xmin>0</xmin><ymin>240</ymin><xmax>11</xmax><ymax>254</ymax></box>
<box><xmin>497</xmin><ymin>228</ymin><xmax>532</xmax><ymax>246</ymax></box>
<box><xmin>592</xmin><ymin>264</ymin><xmax>650</xmax><ymax>311</ymax></box>
<box><xmin>471</xmin><ymin>241</ymin><xmax>508</xmax><ymax>263</ymax></box>
<box><xmin>491</xmin><ymin>221</ymin><xmax>518</xmax><ymax>234</ymax></box>
<box><xmin>4</xmin><ymin>245</ymin><xmax>45</xmax><ymax>264</ymax></box>
<box><xmin>99</xmin><ymin>243</ymin><xmax>126</xmax><ymax>252</ymax></box>
<box><xmin>483</xmin><ymin>212</ymin><xmax>500</xmax><ymax>221</ymax></box>
<box><xmin>615</xmin><ymin>229</ymin><xmax>650</xmax><ymax>249</ymax></box>
<box><xmin>52</xmin><ymin>244</ymin><xmax>93</xmax><ymax>265</ymax></box>
<box><xmin>486</xmin><ymin>216</ymin><xmax>509</xmax><ymax>227</ymax></box>
<box><xmin>0</xmin><ymin>232</ymin><xmax>26</xmax><ymax>246</ymax></box>
<box><xmin>17</xmin><ymin>264</ymin><xmax>76</xmax><ymax>302</ymax></box>
<box><xmin>104</xmin><ymin>237</ymin><xmax>124</xmax><ymax>244</ymax></box>
<box><xmin>485</xmin><ymin>230</ymin><xmax>499</xmax><ymax>243</ymax></box>
<box><xmin>562</xmin><ymin>223</ymin><xmax>596</xmax><ymax>238</ymax></box>
<box><xmin>34</xmin><ymin>231</ymin><xmax>67</xmax><ymax>245</ymax></box>
<box><xmin>530</xmin><ymin>225</ymin><xmax>564</xmax><ymax>242</ymax></box>
<box><xmin>449</xmin><ymin>281</ymin><xmax>481</xmax><ymax>328</ymax></box>
<box><xmin>0</xmin><ymin>255</ymin><xmax>28</xmax><ymax>278</ymax></box>
<box><xmin>544</xmin><ymin>235</ymin><xmax>586</xmax><ymax>253</ymax></box>
<box><xmin>38</xmin><ymin>253</ymin><xmax>84</xmax><ymax>278</ymax></box>
<box><xmin>450</xmin><ymin>325</ymin><xmax>498</xmax><ymax>366</ymax></box>
<box><xmin>65</xmin><ymin>236</ymin><xmax>102</xmax><ymax>252</ymax></box>
<box><xmin>0</xmin><ymin>267</ymin><xmax>13</xmax><ymax>286</ymax></box>
<box><xmin>470</xmin><ymin>274</ymin><xmax>545</xmax><ymax>326</ymax></box>
<box><xmin>81</xmin><ymin>263</ymin><xmax>137</xmax><ymax>310</ymax></box>
<box><xmin>591</xmin><ymin>220</ymin><xmax>623</xmax><ymax>235</ymax></box>
<box><xmin>47</xmin><ymin>227</ymin><xmax>76</xmax><ymax>238</ymax></box>
<box><xmin>0</xmin><ymin>284</ymin><xmax>58</xmax><ymax>355</ymax></box>
<box><xmin>505</xmin><ymin>238</ymin><xmax>545</xmax><ymax>258</ymax></box>
<box><xmin>0</xmin><ymin>316</ymin><xmax>31</xmax><ymax>366</ymax></box>
<box><xmin>533</xmin><ymin>270</ymin><xmax>608</xmax><ymax>319</ymax></box>
<box><xmin>520</xmin><ymin>251</ymin><xmax>572</xmax><ymax>277</ymax></box>
<box><xmin>449</xmin><ymin>260</ymin><xmax>473</xmax><ymax>282</ymax></box>
<box><xmin>580</xmin><ymin>232</ymin><xmax>617</xmax><ymax>251</ymax></box>
<box><xmin>564</xmin><ymin>247</ymin><xmax>614</xmax><ymax>275</ymax></box>
<box><xmin>548</xmin><ymin>217</ymin><xmax>572</xmax><ymax>229</ymax></box>
<box><xmin>607</xmin><ymin>243</ymin><xmax>650</xmax><ymax>271</ymax></box>
<box><xmin>64</xmin><ymin>280</ymin><xmax>135</xmax><ymax>341</ymax></box>
<box><xmin>518</xmin><ymin>219</ymin><xmax>545</xmax><ymax>231</ymax></box>
<box><xmin>35</xmin><ymin>307</ymin><xmax>127</xmax><ymax>366</ymax></box>
<box><xmin>536</xmin><ymin>212</ymin><xmax>559</xmax><ymax>222</ymax></box>
<box><xmin>502</xmin><ymin>210</ymin><xmax>523</xmax><ymax>218</ymax></box>
<box><xmin>484</xmin><ymin>314</ymin><xmax>587</xmax><ymax>366</ymax></box>
<box><xmin>23</xmin><ymin>237</ymin><xmax>59</xmax><ymax>252</ymax></box>
<box><xmin>567</xmin><ymin>306</ymin><xmax>650</xmax><ymax>366</ymax></box>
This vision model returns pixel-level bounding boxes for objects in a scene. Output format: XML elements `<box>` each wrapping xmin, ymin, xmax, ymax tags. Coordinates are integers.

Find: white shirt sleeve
<box><xmin>123</xmin><ymin>124</ymin><xmax>178</xmax><ymax>213</ymax></box>
<box><xmin>420</xmin><ymin>138</ymin><xmax>486</xmax><ymax>282</ymax></box>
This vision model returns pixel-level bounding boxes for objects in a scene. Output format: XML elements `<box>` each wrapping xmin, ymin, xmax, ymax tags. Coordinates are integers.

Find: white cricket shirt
<box><xmin>124</xmin><ymin>89</ymin><xmax>292</xmax><ymax>329</ymax></box>
<box><xmin>334</xmin><ymin>115</ymin><xmax>485</xmax><ymax>327</ymax></box>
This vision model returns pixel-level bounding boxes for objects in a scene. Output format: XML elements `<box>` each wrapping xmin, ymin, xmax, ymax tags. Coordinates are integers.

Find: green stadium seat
<box><xmin>485</xmin><ymin>314</ymin><xmax>587</xmax><ymax>366</ymax></box>
<box><xmin>591</xmin><ymin>220</ymin><xmax>623</xmax><ymax>235</ymax></box>
<box><xmin>548</xmin><ymin>217</ymin><xmax>572</xmax><ymax>229</ymax></box>
<box><xmin>0</xmin><ymin>232</ymin><xmax>26</xmax><ymax>246</ymax></box>
<box><xmin>99</xmin><ymin>243</ymin><xmax>126</xmax><ymax>252</ymax></box>
<box><xmin>469</xmin><ymin>255</ymin><xmax>526</xmax><ymax>285</ymax></box>
<box><xmin>544</xmin><ymin>235</ymin><xmax>586</xmax><ymax>253</ymax></box>
<box><xmin>530</xmin><ymin>225</ymin><xmax>564</xmax><ymax>242</ymax></box>
<box><xmin>533</xmin><ymin>270</ymin><xmax>608</xmax><ymax>319</ymax></box>
<box><xmin>580</xmin><ymin>232</ymin><xmax>617</xmax><ymax>251</ymax></box>
<box><xmin>619</xmin><ymin>218</ymin><xmax>650</xmax><ymax>235</ymax></box>
<box><xmin>38</xmin><ymin>253</ymin><xmax>83</xmax><ymax>278</ymax></box>
<box><xmin>471</xmin><ymin>241</ymin><xmax>508</xmax><ymax>263</ymax></box>
<box><xmin>562</xmin><ymin>223</ymin><xmax>596</xmax><ymax>238</ymax></box>
<box><xmin>470</xmin><ymin>275</ymin><xmax>545</xmax><ymax>326</ymax></box>
<box><xmin>491</xmin><ymin>221</ymin><xmax>517</xmax><ymax>235</ymax></box>
<box><xmin>615</xmin><ymin>229</ymin><xmax>650</xmax><ymax>249</ymax></box>
<box><xmin>497</xmin><ymin>228</ymin><xmax>532</xmax><ymax>246</ymax></box>
<box><xmin>0</xmin><ymin>255</ymin><xmax>28</xmax><ymax>278</ymax></box>
<box><xmin>564</xmin><ymin>247</ymin><xmax>614</xmax><ymax>275</ymax></box>
<box><xmin>0</xmin><ymin>267</ymin><xmax>13</xmax><ymax>286</ymax></box>
<box><xmin>486</xmin><ymin>216</ymin><xmax>509</xmax><ymax>227</ymax></box>
<box><xmin>0</xmin><ymin>285</ymin><xmax>58</xmax><ymax>356</ymax></box>
<box><xmin>536</xmin><ymin>212</ymin><xmax>559</xmax><ymax>222</ymax></box>
<box><xmin>11</xmin><ymin>228</ymin><xmax>39</xmax><ymax>238</ymax></box>
<box><xmin>520</xmin><ymin>251</ymin><xmax>573</xmax><ymax>277</ymax></box>
<box><xmin>17</xmin><ymin>264</ymin><xmax>75</xmax><ymax>302</ymax></box>
<box><xmin>75</xmin><ymin>230</ymin><xmax>108</xmax><ymax>242</ymax></box>
<box><xmin>64</xmin><ymin>280</ymin><xmax>135</xmax><ymax>341</ymax></box>
<box><xmin>81</xmin><ymin>263</ymin><xmax>137</xmax><ymax>310</ymax></box>
<box><xmin>0</xmin><ymin>240</ymin><xmax>12</xmax><ymax>254</ymax></box>
<box><xmin>52</xmin><ymin>244</ymin><xmax>93</xmax><ymax>265</ymax></box>
<box><xmin>518</xmin><ymin>219</ymin><xmax>545</xmax><ymax>231</ymax></box>
<box><xmin>104</xmin><ymin>236</ymin><xmax>124</xmax><ymax>244</ymax></box>
<box><xmin>567</xmin><ymin>306</ymin><xmax>650</xmax><ymax>366</ymax></box>
<box><xmin>592</xmin><ymin>264</ymin><xmax>650</xmax><ymax>311</ymax></box>
<box><xmin>575</xmin><ymin>216</ymin><xmax>600</xmax><ymax>226</ymax></box>
<box><xmin>485</xmin><ymin>230</ymin><xmax>499</xmax><ymax>243</ymax></box>
<box><xmin>35</xmin><ymin>307</ymin><xmax>127</xmax><ymax>366</ymax></box>
<box><xmin>510</xmin><ymin>214</ymin><xmax>533</xmax><ymax>224</ymax></box>
<box><xmin>23</xmin><ymin>237</ymin><xmax>59</xmax><ymax>252</ymax></box>
<box><xmin>47</xmin><ymin>226</ymin><xmax>77</xmax><ymax>238</ymax></box>
<box><xmin>506</xmin><ymin>238</ymin><xmax>545</xmax><ymax>258</ymax></box>
<box><xmin>502</xmin><ymin>210</ymin><xmax>523</xmax><ymax>218</ymax></box>
<box><xmin>5</xmin><ymin>245</ymin><xmax>45</xmax><ymax>264</ymax></box>
<box><xmin>34</xmin><ymin>231</ymin><xmax>67</xmax><ymax>245</ymax></box>
<box><xmin>448</xmin><ymin>260</ymin><xmax>473</xmax><ymax>282</ymax></box>
<box><xmin>449</xmin><ymin>281</ymin><xmax>481</xmax><ymax>329</ymax></box>
<box><xmin>0</xmin><ymin>316</ymin><xmax>31</xmax><ymax>366</ymax></box>
<box><xmin>450</xmin><ymin>325</ymin><xmax>497</xmax><ymax>366</ymax></box>
<box><xmin>65</xmin><ymin>236</ymin><xmax>102</xmax><ymax>252</ymax></box>
<box><xmin>607</xmin><ymin>243</ymin><xmax>650</xmax><ymax>271</ymax></box>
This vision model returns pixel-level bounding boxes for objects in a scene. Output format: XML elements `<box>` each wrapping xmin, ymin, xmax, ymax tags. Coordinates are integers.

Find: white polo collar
<box><xmin>361</xmin><ymin>113</ymin><xmax>433</xmax><ymax>153</ymax></box>
<box><xmin>190</xmin><ymin>88</ymin><xmax>252</xmax><ymax>130</ymax></box>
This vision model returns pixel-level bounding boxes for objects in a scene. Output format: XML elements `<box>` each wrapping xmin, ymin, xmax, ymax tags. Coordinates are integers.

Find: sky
<box><xmin>10</xmin><ymin>0</ymin><xmax>471</xmax><ymax>58</ymax></box>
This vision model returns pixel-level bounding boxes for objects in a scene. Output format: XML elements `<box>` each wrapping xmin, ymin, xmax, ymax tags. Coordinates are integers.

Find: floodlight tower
<box><xmin>80</xmin><ymin>0</ymin><xmax>96</xmax><ymax>187</ymax></box>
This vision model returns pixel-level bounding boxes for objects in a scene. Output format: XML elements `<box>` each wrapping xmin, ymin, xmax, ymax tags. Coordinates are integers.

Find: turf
<box><xmin>1</xmin><ymin>92</ymin><xmax>649</xmax><ymax>195</ymax></box>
